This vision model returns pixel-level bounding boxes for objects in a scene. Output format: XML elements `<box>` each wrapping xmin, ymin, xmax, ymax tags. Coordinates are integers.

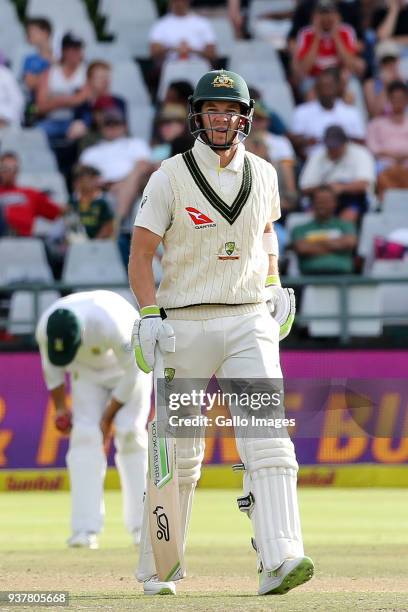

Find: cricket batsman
<box><xmin>36</xmin><ymin>290</ymin><xmax>152</xmax><ymax>548</ymax></box>
<box><xmin>129</xmin><ymin>70</ymin><xmax>314</xmax><ymax>595</ymax></box>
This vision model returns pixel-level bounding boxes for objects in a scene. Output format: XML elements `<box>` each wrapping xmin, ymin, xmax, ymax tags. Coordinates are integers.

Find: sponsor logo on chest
<box><xmin>185</xmin><ymin>207</ymin><xmax>216</xmax><ymax>229</ymax></box>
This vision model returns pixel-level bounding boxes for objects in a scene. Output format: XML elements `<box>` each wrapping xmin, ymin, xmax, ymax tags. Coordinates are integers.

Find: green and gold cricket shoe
<box><xmin>258</xmin><ymin>556</ymin><xmax>314</xmax><ymax>595</ymax></box>
<box><xmin>143</xmin><ymin>575</ymin><xmax>176</xmax><ymax>596</ymax></box>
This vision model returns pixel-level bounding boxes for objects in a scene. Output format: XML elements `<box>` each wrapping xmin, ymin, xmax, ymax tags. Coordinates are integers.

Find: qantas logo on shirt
<box><xmin>185</xmin><ymin>207</ymin><xmax>216</xmax><ymax>229</ymax></box>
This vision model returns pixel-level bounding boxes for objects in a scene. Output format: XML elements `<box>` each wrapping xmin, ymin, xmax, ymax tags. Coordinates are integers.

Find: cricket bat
<box><xmin>147</xmin><ymin>347</ymin><xmax>184</xmax><ymax>582</ymax></box>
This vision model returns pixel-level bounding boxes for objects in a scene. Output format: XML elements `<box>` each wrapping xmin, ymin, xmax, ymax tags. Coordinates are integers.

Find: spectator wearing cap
<box><xmin>363</xmin><ymin>40</ymin><xmax>404</xmax><ymax>118</ymax></box>
<box><xmin>292</xmin><ymin>184</ymin><xmax>357</xmax><ymax>275</ymax></box>
<box><xmin>67</xmin><ymin>61</ymin><xmax>127</xmax><ymax>145</ymax></box>
<box><xmin>0</xmin><ymin>151</ymin><xmax>64</xmax><ymax>236</ymax></box>
<box><xmin>291</xmin><ymin>69</ymin><xmax>365</xmax><ymax>158</ymax></box>
<box><xmin>372</xmin><ymin>0</ymin><xmax>408</xmax><ymax>48</ymax></box>
<box><xmin>152</xmin><ymin>104</ymin><xmax>193</xmax><ymax>161</ymax></box>
<box><xmin>79</xmin><ymin>108</ymin><xmax>152</xmax><ymax>225</ymax></box>
<box><xmin>367</xmin><ymin>80</ymin><xmax>408</xmax><ymax>198</ymax></box>
<box><xmin>293</xmin><ymin>0</ymin><xmax>365</xmax><ymax>96</ymax></box>
<box><xmin>22</xmin><ymin>18</ymin><xmax>54</xmax><ymax>102</ymax></box>
<box><xmin>36</xmin><ymin>32</ymin><xmax>88</xmax><ymax>144</ymax></box>
<box><xmin>69</xmin><ymin>165</ymin><xmax>114</xmax><ymax>239</ymax></box>
<box><xmin>149</xmin><ymin>0</ymin><xmax>217</xmax><ymax>65</ymax></box>
<box><xmin>299</xmin><ymin>125</ymin><xmax>376</xmax><ymax>222</ymax></box>
<box><xmin>246</xmin><ymin>101</ymin><xmax>297</xmax><ymax>212</ymax></box>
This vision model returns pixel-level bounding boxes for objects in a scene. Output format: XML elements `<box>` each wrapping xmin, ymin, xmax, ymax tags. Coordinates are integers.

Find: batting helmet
<box><xmin>188</xmin><ymin>69</ymin><xmax>254</xmax><ymax>149</ymax></box>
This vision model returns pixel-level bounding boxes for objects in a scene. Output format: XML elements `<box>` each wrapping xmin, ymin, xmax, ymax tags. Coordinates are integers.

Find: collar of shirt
<box><xmin>193</xmin><ymin>138</ymin><xmax>245</xmax><ymax>174</ymax></box>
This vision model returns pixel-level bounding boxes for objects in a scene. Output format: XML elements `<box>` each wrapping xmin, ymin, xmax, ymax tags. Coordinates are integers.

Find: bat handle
<box><xmin>153</xmin><ymin>345</ymin><xmax>165</xmax><ymax>422</ymax></box>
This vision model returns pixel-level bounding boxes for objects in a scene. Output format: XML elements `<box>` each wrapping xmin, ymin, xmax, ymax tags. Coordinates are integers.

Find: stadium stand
<box><xmin>0</xmin><ymin>128</ymin><xmax>58</xmax><ymax>172</ymax></box>
<box><xmin>111</xmin><ymin>61</ymin><xmax>151</xmax><ymax>106</ymax></box>
<box><xmin>358</xmin><ymin>213</ymin><xmax>408</xmax><ymax>273</ymax></box>
<box><xmin>249</xmin><ymin>0</ymin><xmax>295</xmax><ymax>46</ymax></box>
<box><xmin>301</xmin><ymin>285</ymin><xmax>383</xmax><ymax>338</ymax></box>
<box><xmin>382</xmin><ymin>189</ymin><xmax>408</xmax><ymax>216</ymax></box>
<box><xmin>0</xmin><ymin>237</ymin><xmax>53</xmax><ymax>284</ymax></box>
<box><xmin>18</xmin><ymin>171</ymin><xmax>68</xmax><ymax>204</ymax></box>
<box><xmin>207</xmin><ymin>16</ymin><xmax>235</xmax><ymax>57</ymax></box>
<box><xmin>8</xmin><ymin>289</ymin><xmax>60</xmax><ymax>334</ymax></box>
<box><xmin>157</xmin><ymin>58</ymin><xmax>211</xmax><ymax>101</ymax></box>
<box><xmin>370</xmin><ymin>260</ymin><xmax>408</xmax><ymax>325</ymax></box>
<box><xmin>26</xmin><ymin>0</ymin><xmax>95</xmax><ymax>42</ymax></box>
<box><xmin>62</xmin><ymin>240</ymin><xmax>127</xmax><ymax>286</ymax></box>
<box><xmin>0</xmin><ymin>0</ymin><xmax>407</xmax><ymax>348</ymax></box>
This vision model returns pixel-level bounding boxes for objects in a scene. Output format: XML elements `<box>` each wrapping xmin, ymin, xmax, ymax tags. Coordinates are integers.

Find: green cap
<box><xmin>46</xmin><ymin>309</ymin><xmax>82</xmax><ymax>366</ymax></box>
<box><xmin>191</xmin><ymin>69</ymin><xmax>252</xmax><ymax>109</ymax></box>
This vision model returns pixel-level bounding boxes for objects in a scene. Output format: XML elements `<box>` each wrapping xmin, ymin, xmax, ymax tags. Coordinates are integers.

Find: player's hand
<box><xmin>265</xmin><ymin>276</ymin><xmax>296</xmax><ymax>341</ymax></box>
<box><xmin>54</xmin><ymin>409</ymin><xmax>72</xmax><ymax>434</ymax></box>
<box><xmin>132</xmin><ymin>306</ymin><xmax>175</xmax><ymax>373</ymax></box>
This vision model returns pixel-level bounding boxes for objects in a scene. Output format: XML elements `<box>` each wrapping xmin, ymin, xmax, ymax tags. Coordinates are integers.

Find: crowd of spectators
<box><xmin>0</xmin><ymin>0</ymin><xmax>408</xmax><ymax>287</ymax></box>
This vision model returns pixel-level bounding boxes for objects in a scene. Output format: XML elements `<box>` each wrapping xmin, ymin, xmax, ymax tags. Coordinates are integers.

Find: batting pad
<box><xmin>237</xmin><ymin>438</ymin><xmax>304</xmax><ymax>571</ymax></box>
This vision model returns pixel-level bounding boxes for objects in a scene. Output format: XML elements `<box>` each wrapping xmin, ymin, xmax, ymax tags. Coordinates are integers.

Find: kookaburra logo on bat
<box><xmin>153</xmin><ymin>506</ymin><xmax>170</xmax><ymax>541</ymax></box>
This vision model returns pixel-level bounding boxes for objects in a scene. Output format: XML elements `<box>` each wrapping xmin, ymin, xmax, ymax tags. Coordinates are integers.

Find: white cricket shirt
<box><xmin>135</xmin><ymin>140</ymin><xmax>281</xmax><ymax>311</ymax></box>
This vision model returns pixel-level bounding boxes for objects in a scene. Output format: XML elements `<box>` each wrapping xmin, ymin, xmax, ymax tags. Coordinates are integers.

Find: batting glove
<box><xmin>132</xmin><ymin>305</ymin><xmax>175</xmax><ymax>373</ymax></box>
<box><xmin>265</xmin><ymin>275</ymin><xmax>296</xmax><ymax>341</ymax></box>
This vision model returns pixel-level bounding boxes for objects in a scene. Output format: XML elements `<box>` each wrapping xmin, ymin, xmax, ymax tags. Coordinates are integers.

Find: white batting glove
<box><xmin>264</xmin><ymin>275</ymin><xmax>296</xmax><ymax>341</ymax></box>
<box><xmin>132</xmin><ymin>305</ymin><xmax>175</xmax><ymax>373</ymax></box>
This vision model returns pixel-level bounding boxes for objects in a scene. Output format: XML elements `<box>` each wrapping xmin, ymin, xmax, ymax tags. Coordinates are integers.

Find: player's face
<box><xmin>201</xmin><ymin>100</ymin><xmax>243</xmax><ymax>148</ymax></box>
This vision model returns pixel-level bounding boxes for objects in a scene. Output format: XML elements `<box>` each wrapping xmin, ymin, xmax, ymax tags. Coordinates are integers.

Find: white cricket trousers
<box><xmin>66</xmin><ymin>372</ymin><xmax>151</xmax><ymax>535</ymax></box>
<box><xmin>164</xmin><ymin>305</ymin><xmax>282</xmax><ymax>379</ymax></box>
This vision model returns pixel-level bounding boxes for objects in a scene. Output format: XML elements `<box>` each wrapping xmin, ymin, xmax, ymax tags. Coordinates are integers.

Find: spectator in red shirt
<box><xmin>0</xmin><ymin>152</ymin><xmax>64</xmax><ymax>236</ymax></box>
<box><xmin>294</xmin><ymin>0</ymin><xmax>364</xmax><ymax>96</ymax></box>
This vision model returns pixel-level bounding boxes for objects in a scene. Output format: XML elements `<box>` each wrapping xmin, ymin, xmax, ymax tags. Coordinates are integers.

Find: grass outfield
<box><xmin>0</xmin><ymin>488</ymin><xmax>407</xmax><ymax>611</ymax></box>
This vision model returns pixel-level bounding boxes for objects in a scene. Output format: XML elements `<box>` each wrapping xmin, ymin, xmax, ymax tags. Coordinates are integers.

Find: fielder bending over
<box><xmin>36</xmin><ymin>290</ymin><xmax>151</xmax><ymax>548</ymax></box>
<box><xmin>129</xmin><ymin>70</ymin><xmax>314</xmax><ymax>595</ymax></box>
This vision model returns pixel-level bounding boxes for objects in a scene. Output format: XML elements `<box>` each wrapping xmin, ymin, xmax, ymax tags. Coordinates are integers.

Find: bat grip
<box><xmin>153</xmin><ymin>345</ymin><xmax>165</xmax><ymax>422</ymax></box>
